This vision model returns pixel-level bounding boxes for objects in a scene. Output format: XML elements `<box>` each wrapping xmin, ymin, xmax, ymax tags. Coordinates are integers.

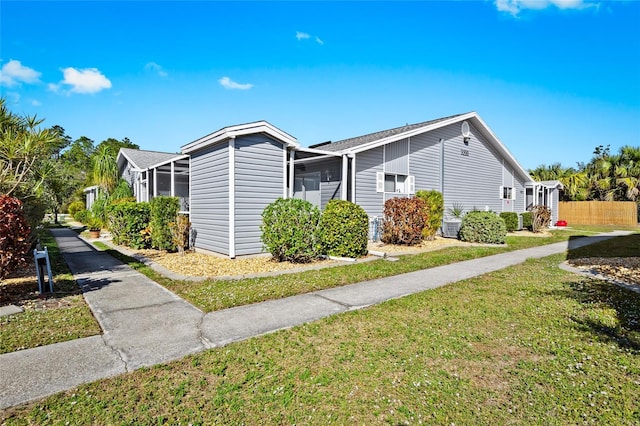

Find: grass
<box><xmin>97</xmin><ymin>225</ymin><xmax>638</xmax><ymax>312</ymax></box>
<box><xmin>2</xmin><ymin>235</ymin><xmax>638</xmax><ymax>424</ymax></box>
<box><xmin>0</xmin><ymin>227</ymin><xmax>101</xmax><ymax>354</ymax></box>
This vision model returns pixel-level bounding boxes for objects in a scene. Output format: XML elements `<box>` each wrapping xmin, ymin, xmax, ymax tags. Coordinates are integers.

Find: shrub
<box><xmin>74</xmin><ymin>209</ymin><xmax>90</xmax><ymax>224</ymax></box>
<box><xmin>261</xmin><ymin>198</ymin><xmax>320</xmax><ymax>263</ymax></box>
<box><xmin>521</xmin><ymin>212</ymin><xmax>532</xmax><ymax>230</ymax></box>
<box><xmin>169</xmin><ymin>214</ymin><xmax>191</xmax><ymax>255</ymax></box>
<box><xmin>109</xmin><ymin>179</ymin><xmax>133</xmax><ymax>203</ymax></box>
<box><xmin>459</xmin><ymin>211</ymin><xmax>507</xmax><ymax>244</ymax></box>
<box><xmin>90</xmin><ymin>193</ymin><xmax>109</xmax><ymax>229</ymax></box>
<box><xmin>415</xmin><ymin>189</ymin><xmax>444</xmax><ymax>240</ymax></box>
<box><xmin>317</xmin><ymin>200</ymin><xmax>369</xmax><ymax>258</ymax></box>
<box><xmin>150</xmin><ymin>197</ymin><xmax>180</xmax><ymax>251</ymax></box>
<box><xmin>499</xmin><ymin>212</ymin><xmax>519</xmax><ymax>232</ymax></box>
<box><xmin>529</xmin><ymin>205</ymin><xmax>551</xmax><ymax>233</ymax></box>
<box><xmin>381</xmin><ymin>197</ymin><xmax>428</xmax><ymax>246</ymax></box>
<box><xmin>106</xmin><ymin>202</ymin><xmax>151</xmax><ymax>249</ymax></box>
<box><xmin>0</xmin><ymin>195</ymin><xmax>31</xmax><ymax>280</ymax></box>
<box><xmin>67</xmin><ymin>201</ymin><xmax>85</xmax><ymax>217</ymax></box>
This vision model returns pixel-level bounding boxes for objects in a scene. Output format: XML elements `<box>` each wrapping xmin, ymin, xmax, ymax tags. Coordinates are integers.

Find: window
<box><xmin>377</xmin><ymin>172</ymin><xmax>415</xmax><ymax>194</ymax></box>
<box><xmin>500</xmin><ymin>186</ymin><xmax>516</xmax><ymax>200</ymax></box>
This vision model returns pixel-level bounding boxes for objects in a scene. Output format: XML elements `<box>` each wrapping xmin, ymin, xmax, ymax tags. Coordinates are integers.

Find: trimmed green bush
<box><xmin>67</xmin><ymin>201</ymin><xmax>85</xmax><ymax>217</ymax></box>
<box><xmin>74</xmin><ymin>209</ymin><xmax>90</xmax><ymax>224</ymax></box>
<box><xmin>415</xmin><ymin>189</ymin><xmax>444</xmax><ymax>240</ymax></box>
<box><xmin>318</xmin><ymin>200</ymin><xmax>369</xmax><ymax>258</ymax></box>
<box><xmin>521</xmin><ymin>212</ymin><xmax>532</xmax><ymax>230</ymax></box>
<box><xmin>459</xmin><ymin>211</ymin><xmax>507</xmax><ymax>244</ymax></box>
<box><xmin>107</xmin><ymin>201</ymin><xmax>151</xmax><ymax>249</ymax></box>
<box><xmin>261</xmin><ymin>198</ymin><xmax>320</xmax><ymax>263</ymax></box>
<box><xmin>150</xmin><ymin>196</ymin><xmax>180</xmax><ymax>251</ymax></box>
<box><xmin>381</xmin><ymin>197</ymin><xmax>428</xmax><ymax>246</ymax></box>
<box><xmin>499</xmin><ymin>212</ymin><xmax>519</xmax><ymax>232</ymax></box>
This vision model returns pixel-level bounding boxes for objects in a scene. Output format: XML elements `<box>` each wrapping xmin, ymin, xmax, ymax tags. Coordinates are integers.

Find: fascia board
<box><xmin>182</xmin><ymin>121</ymin><xmax>299</xmax><ymax>154</ymax></box>
<box><xmin>147</xmin><ymin>154</ymin><xmax>190</xmax><ymax>170</ymax></box>
<box><xmin>294</xmin><ymin>146</ymin><xmax>343</xmax><ymax>157</ymax></box>
<box><xmin>116</xmin><ymin>149</ymin><xmax>139</xmax><ymax>170</ymax></box>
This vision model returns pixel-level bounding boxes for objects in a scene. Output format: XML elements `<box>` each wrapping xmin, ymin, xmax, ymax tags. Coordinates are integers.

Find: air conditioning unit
<box><xmin>442</xmin><ymin>220</ymin><xmax>462</xmax><ymax>238</ymax></box>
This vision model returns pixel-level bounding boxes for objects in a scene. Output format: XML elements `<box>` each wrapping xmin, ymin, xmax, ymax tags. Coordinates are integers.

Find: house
<box><xmin>113</xmin><ymin>111</ymin><xmax>554</xmax><ymax>258</ymax></box>
<box><xmin>294</xmin><ymin>112</ymin><xmax>535</xmax><ymax>220</ymax></box>
<box><xmin>116</xmin><ymin>148</ymin><xmax>190</xmax><ymax>212</ymax></box>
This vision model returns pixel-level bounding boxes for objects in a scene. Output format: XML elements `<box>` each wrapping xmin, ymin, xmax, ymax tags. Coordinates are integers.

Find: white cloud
<box><xmin>144</xmin><ymin>62</ymin><xmax>168</xmax><ymax>77</ymax></box>
<box><xmin>0</xmin><ymin>60</ymin><xmax>41</xmax><ymax>87</ymax></box>
<box><xmin>296</xmin><ymin>31</ymin><xmax>311</xmax><ymax>40</ymax></box>
<box><xmin>495</xmin><ymin>0</ymin><xmax>598</xmax><ymax>15</ymax></box>
<box><xmin>31</xmin><ymin>99</ymin><xmax>42</xmax><ymax>106</ymax></box>
<box><xmin>51</xmin><ymin>67</ymin><xmax>112</xmax><ymax>94</ymax></box>
<box><xmin>296</xmin><ymin>31</ymin><xmax>324</xmax><ymax>44</ymax></box>
<box><xmin>218</xmin><ymin>76</ymin><xmax>253</xmax><ymax>90</ymax></box>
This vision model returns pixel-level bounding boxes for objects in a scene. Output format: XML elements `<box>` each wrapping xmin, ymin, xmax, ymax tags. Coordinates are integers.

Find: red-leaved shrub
<box><xmin>381</xmin><ymin>197</ymin><xmax>428</xmax><ymax>246</ymax></box>
<box><xmin>0</xmin><ymin>195</ymin><xmax>31</xmax><ymax>280</ymax></box>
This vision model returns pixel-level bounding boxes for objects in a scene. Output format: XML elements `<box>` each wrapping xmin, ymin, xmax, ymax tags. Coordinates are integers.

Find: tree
<box><xmin>0</xmin><ymin>98</ymin><xmax>62</xmax><ymax>198</ymax></box>
<box><xmin>92</xmin><ymin>145</ymin><xmax>119</xmax><ymax>193</ymax></box>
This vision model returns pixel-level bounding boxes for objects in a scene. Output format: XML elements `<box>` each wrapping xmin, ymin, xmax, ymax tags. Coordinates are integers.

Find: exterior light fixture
<box><xmin>461</xmin><ymin>121</ymin><xmax>471</xmax><ymax>145</ymax></box>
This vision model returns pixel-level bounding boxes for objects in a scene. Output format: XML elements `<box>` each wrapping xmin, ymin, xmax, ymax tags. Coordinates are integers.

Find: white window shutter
<box><xmin>499</xmin><ymin>185</ymin><xmax>504</xmax><ymax>199</ymax></box>
<box><xmin>376</xmin><ymin>172</ymin><xmax>384</xmax><ymax>192</ymax></box>
<box><xmin>511</xmin><ymin>188</ymin><xmax>517</xmax><ymax>200</ymax></box>
<box><xmin>408</xmin><ymin>175</ymin><xmax>415</xmax><ymax>194</ymax></box>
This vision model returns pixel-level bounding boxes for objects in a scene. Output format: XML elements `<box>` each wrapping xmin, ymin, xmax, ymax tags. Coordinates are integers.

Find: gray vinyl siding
<box><xmin>355</xmin><ymin>146</ymin><xmax>384</xmax><ymax>217</ymax></box>
<box><xmin>234</xmin><ymin>135</ymin><xmax>286</xmax><ymax>256</ymax></box>
<box><xmin>121</xmin><ymin>163</ymin><xmax>135</xmax><ymax>187</ymax></box>
<box><xmin>294</xmin><ymin>158</ymin><xmax>342</xmax><ymax>210</ymax></box>
<box><xmin>409</xmin><ymin>133</ymin><xmax>441</xmax><ymax>191</ymax></box>
<box><xmin>440</xmin><ymin>122</ymin><xmax>503</xmax><ymax>216</ymax></box>
<box><xmin>385</xmin><ymin>139</ymin><xmax>409</xmax><ymax>175</ymax></box>
<box><xmin>190</xmin><ymin>142</ymin><xmax>229</xmax><ymax>255</ymax></box>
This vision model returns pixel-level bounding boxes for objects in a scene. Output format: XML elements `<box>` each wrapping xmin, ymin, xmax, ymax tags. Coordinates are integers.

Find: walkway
<box><xmin>0</xmin><ymin>229</ymin><xmax>631</xmax><ymax>409</ymax></box>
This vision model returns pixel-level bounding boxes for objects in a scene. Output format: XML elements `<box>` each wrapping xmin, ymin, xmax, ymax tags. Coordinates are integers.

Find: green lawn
<box><xmin>0</xmin><ymin>228</ymin><xmax>101</xmax><ymax>354</ymax></box>
<box><xmin>102</xmin><ymin>226</ymin><xmax>638</xmax><ymax>312</ymax></box>
<box><xmin>2</xmin><ymin>233</ymin><xmax>638</xmax><ymax>424</ymax></box>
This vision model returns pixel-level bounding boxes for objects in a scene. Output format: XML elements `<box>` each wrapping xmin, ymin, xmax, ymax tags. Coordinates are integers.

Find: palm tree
<box><xmin>92</xmin><ymin>145</ymin><xmax>118</xmax><ymax>194</ymax></box>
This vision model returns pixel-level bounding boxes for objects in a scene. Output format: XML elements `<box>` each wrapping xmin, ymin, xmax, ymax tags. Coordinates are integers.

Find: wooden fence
<box><xmin>558</xmin><ymin>201</ymin><xmax>638</xmax><ymax>226</ymax></box>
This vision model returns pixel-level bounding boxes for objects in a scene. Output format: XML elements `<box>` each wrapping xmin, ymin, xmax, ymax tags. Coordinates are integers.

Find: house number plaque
<box><xmin>461</xmin><ymin>149</ymin><xmax>469</xmax><ymax>157</ymax></box>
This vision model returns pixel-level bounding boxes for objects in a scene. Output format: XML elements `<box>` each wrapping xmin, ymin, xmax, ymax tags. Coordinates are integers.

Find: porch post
<box><xmin>341</xmin><ymin>154</ymin><xmax>348</xmax><ymax>200</ymax></box>
<box><xmin>350</xmin><ymin>155</ymin><xmax>356</xmax><ymax>203</ymax></box>
<box><xmin>170</xmin><ymin>161</ymin><xmax>175</xmax><ymax>197</ymax></box>
<box><xmin>153</xmin><ymin>168</ymin><xmax>157</xmax><ymax>198</ymax></box>
<box><xmin>288</xmin><ymin>149</ymin><xmax>295</xmax><ymax>199</ymax></box>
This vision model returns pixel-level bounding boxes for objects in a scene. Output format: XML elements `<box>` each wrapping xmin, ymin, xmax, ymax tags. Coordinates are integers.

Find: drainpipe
<box><xmin>229</xmin><ymin>136</ymin><xmax>236</xmax><ymax>259</ymax></box>
<box><xmin>350</xmin><ymin>154</ymin><xmax>356</xmax><ymax>203</ymax></box>
<box><xmin>341</xmin><ymin>154</ymin><xmax>348</xmax><ymax>200</ymax></box>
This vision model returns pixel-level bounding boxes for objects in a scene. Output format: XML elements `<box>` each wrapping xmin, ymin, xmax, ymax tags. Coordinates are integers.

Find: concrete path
<box><xmin>0</xmin><ymin>229</ymin><xmax>631</xmax><ymax>410</ymax></box>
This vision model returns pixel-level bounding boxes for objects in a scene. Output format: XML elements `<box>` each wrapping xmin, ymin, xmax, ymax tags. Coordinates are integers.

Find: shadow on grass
<box><xmin>566</xmin><ymin>234</ymin><xmax>640</xmax><ymax>260</ymax></box>
<box><xmin>570</xmin><ymin>279</ymin><xmax>640</xmax><ymax>351</ymax></box>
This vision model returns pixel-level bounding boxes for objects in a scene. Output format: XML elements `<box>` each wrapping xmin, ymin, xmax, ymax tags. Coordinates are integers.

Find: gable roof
<box><xmin>117</xmin><ymin>148</ymin><xmax>183</xmax><ymax>171</ymax></box>
<box><xmin>181</xmin><ymin>120</ymin><xmax>299</xmax><ymax>154</ymax></box>
<box><xmin>308</xmin><ymin>111</ymin><xmax>534</xmax><ymax>184</ymax></box>
<box><xmin>311</xmin><ymin>113</ymin><xmax>469</xmax><ymax>153</ymax></box>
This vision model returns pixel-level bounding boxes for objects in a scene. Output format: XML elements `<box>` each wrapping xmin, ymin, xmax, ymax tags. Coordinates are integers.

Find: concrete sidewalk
<box><xmin>0</xmin><ymin>229</ymin><xmax>631</xmax><ymax>409</ymax></box>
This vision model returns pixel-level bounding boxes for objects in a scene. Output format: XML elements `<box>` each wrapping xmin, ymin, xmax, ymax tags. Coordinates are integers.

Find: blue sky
<box><xmin>1</xmin><ymin>0</ymin><xmax>639</xmax><ymax>171</ymax></box>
